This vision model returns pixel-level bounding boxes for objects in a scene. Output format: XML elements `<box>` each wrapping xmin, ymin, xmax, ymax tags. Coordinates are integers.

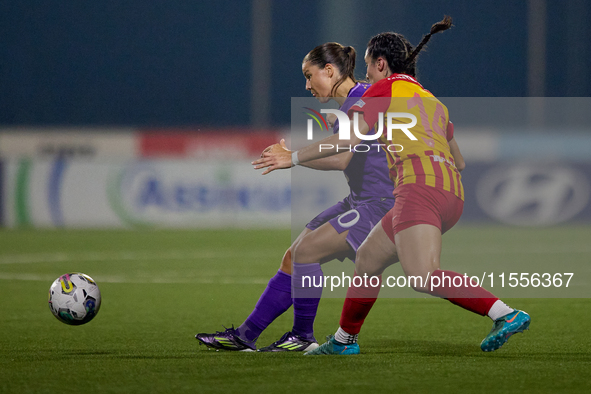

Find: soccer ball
<box><xmin>48</xmin><ymin>273</ymin><xmax>101</xmax><ymax>325</ymax></box>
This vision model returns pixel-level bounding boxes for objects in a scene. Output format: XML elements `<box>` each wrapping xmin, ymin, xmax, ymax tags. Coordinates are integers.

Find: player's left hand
<box><xmin>326</xmin><ymin>113</ymin><xmax>337</xmax><ymax>128</ymax></box>
<box><xmin>252</xmin><ymin>139</ymin><xmax>292</xmax><ymax>175</ymax></box>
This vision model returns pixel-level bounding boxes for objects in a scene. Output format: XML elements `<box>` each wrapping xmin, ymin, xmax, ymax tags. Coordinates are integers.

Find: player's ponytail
<box><xmin>366</xmin><ymin>15</ymin><xmax>452</xmax><ymax>78</ymax></box>
<box><xmin>340</xmin><ymin>45</ymin><xmax>357</xmax><ymax>94</ymax></box>
<box><xmin>303</xmin><ymin>43</ymin><xmax>358</xmax><ymax>97</ymax></box>
<box><xmin>405</xmin><ymin>15</ymin><xmax>453</xmax><ymax>66</ymax></box>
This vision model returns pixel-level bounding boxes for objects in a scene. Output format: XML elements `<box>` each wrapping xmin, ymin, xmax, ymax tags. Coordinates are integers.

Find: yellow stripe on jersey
<box><xmin>378</xmin><ymin>79</ymin><xmax>464</xmax><ymax>200</ymax></box>
<box><xmin>437</xmin><ymin>151</ymin><xmax>451</xmax><ymax>192</ymax></box>
<box><xmin>420</xmin><ymin>155</ymin><xmax>436</xmax><ymax>188</ymax></box>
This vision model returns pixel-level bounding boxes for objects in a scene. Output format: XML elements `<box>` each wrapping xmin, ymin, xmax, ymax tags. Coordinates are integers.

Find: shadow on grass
<box><xmin>371</xmin><ymin>339</ymin><xmax>476</xmax><ymax>357</ymax></box>
<box><xmin>113</xmin><ymin>354</ymin><xmax>197</xmax><ymax>360</ymax></box>
<box><xmin>368</xmin><ymin>338</ymin><xmax>591</xmax><ymax>362</ymax></box>
<box><xmin>56</xmin><ymin>350</ymin><xmax>198</xmax><ymax>360</ymax></box>
<box><xmin>472</xmin><ymin>352</ymin><xmax>591</xmax><ymax>361</ymax></box>
<box><xmin>61</xmin><ymin>351</ymin><xmax>116</xmax><ymax>356</ymax></box>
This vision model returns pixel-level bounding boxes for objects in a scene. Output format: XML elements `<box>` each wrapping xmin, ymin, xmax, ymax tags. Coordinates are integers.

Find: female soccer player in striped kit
<box><xmin>196</xmin><ymin>43</ymin><xmax>396</xmax><ymax>351</ymax></box>
<box><xmin>254</xmin><ymin>16</ymin><xmax>530</xmax><ymax>355</ymax></box>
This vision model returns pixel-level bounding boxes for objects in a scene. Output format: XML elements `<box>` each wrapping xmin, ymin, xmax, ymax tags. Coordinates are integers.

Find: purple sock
<box><xmin>291</xmin><ymin>262</ymin><xmax>323</xmax><ymax>341</ymax></box>
<box><xmin>236</xmin><ymin>270</ymin><xmax>292</xmax><ymax>343</ymax></box>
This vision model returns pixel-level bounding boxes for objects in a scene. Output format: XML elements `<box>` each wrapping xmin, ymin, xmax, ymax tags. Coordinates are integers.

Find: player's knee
<box><xmin>292</xmin><ymin>237</ymin><xmax>321</xmax><ymax>265</ymax></box>
<box><xmin>408</xmin><ymin>274</ymin><xmax>431</xmax><ymax>293</ymax></box>
<box><xmin>355</xmin><ymin>244</ymin><xmax>380</xmax><ymax>277</ymax></box>
<box><xmin>411</xmin><ymin>283</ymin><xmax>430</xmax><ymax>293</ymax></box>
<box><xmin>355</xmin><ymin>249</ymin><xmax>371</xmax><ymax>277</ymax></box>
<box><xmin>279</xmin><ymin>248</ymin><xmax>292</xmax><ymax>275</ymax></box>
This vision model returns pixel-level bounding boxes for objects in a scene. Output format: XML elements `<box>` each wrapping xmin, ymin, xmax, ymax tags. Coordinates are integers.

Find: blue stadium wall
<box><xmin>1</xmin><ymin>1</ymin><xmax>590</xmax><ymax>127</ymax></box>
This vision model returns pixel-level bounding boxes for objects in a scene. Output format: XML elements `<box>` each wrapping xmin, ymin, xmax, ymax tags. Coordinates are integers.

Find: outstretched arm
<box><xmin>253</xmin><ymin>116</ymin><xmax>369</xmax><ymax>175</ymax></box>
<box><xmin>260</xmin><ymin>139</ymin><xmax>354</xmax><ymax>171</ymax></box>
<box><xmin>302</xmin><ymin>151</ymin><xmax>354</xmax><ymax>171</ymax></box>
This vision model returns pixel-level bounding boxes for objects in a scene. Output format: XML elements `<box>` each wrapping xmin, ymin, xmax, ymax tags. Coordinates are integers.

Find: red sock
<box><xmin>339</xmin><ymin>272</ymin><xmax>382</xmax><ymax>335</ymax></box>
<box><xmin>428</xmin><ymin>269</ymin><xmax>497</xmax><ymax>316</ymax></box>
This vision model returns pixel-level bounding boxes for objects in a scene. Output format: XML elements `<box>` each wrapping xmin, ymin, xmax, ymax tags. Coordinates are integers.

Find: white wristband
<box><xmin>291</xmin><ymin>151</ymin><xmax>300</xmax><ymax>166</ymax></box>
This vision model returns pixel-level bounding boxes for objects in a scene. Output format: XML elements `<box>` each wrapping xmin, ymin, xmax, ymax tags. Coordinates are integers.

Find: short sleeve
<box><xmin>347</xmin><ymin>79</ymin><xmax>392</xmax><ymax>130</ymax></box>
<box><xmin>446</xmin><ymin>121</ymin><xmax>454</xmax><ymax>142</ymax></box>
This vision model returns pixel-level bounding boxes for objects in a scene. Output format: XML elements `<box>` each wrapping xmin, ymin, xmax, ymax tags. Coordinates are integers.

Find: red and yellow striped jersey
<box><xmin>348</xmin><ymin>74</ymin><xmax>463</xmax><ymax>200</ymax></box>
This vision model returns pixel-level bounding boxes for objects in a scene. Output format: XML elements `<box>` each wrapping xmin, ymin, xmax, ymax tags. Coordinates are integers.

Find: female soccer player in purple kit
<box><xmin>196</xmin><ymin>43</ymin><xmax>396</xmax><ymax>351</ymax></box>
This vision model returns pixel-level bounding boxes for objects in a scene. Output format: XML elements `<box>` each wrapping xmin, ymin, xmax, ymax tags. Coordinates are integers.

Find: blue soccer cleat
<box><xmin>481</xmin><ymin>309</ymin><xmax>531</xmax><ymax>352</ymax></box>
<box><xmin>304</xmin><ymin>335</ymin><xmax>360</xmax><ymax>355</ymax></box>
<box><xmin>195</xmin><ymin>326</ymin><xmax>256</xmax><ymax>352</ymax></box>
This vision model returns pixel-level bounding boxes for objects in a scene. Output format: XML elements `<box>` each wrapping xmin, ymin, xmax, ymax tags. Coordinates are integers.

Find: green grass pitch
<box><xmin>0</xmin><ymin>226</ymin><xmax>590</xmax><ymax>393</ymax></box>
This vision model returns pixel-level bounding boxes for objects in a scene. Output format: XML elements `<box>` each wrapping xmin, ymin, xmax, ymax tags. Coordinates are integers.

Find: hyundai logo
<box><xmin>476</xmin><ymin>164</ymin><xmax>590</xmax><ymax>226</ymax></box>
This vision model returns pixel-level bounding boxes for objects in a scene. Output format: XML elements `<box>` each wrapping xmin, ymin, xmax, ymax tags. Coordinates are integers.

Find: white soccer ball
<box><xmin>48</xmin><ymin>273</ymin><xmax>101</xmax><ymax>325</ymax></box>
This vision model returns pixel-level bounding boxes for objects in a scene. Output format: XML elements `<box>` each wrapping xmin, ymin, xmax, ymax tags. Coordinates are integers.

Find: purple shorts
<box><xmin>306</xmin><ymin>195</ymin><xmax>395</xmax><ymax>254</ymax></box>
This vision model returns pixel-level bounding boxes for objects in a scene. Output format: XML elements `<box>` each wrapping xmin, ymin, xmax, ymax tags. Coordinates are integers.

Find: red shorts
<box><xmin>381</xmin><ymin>183</ymin><xmax>464</xmax><ymax>245</ymax></box>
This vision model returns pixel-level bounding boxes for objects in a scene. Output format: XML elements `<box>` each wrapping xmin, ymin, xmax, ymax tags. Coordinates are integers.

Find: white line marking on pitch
<box><xmin>0</xmin><ymin>272</ymin><xmax>269</xmax><ymax>285</ymax></box>
<box><xmin>0</xmin><ymin>249</ymin><xmax>277</xmax><ymax>265</ymax></box>
<box><xmin>444</xmin><ymin>245</ymin><xmax>591</xmax><ymax>255</ymax></box>
<box><xmin>2</xmin><ymin>244</ymin><xmax>589</xmax><ymax>266</ymax></box>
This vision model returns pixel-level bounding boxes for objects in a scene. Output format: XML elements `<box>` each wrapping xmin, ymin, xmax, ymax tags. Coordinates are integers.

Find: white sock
<box><xmin>334</xmin><ymin>327</ymin><xmax>358</xmax><ymax>344</ymax></box>
<box><xmin>487</xmin><ymin>300</ymin><xmax>514</xmax><ymax>321</ymax></box>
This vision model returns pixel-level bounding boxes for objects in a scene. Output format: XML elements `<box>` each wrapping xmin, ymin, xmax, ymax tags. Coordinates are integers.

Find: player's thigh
<box><xmin>280</xmin><ymin>228</ymin><xmax>312</xmax><ymax>274</ymax></box>
<box><xmin>292</xmin><ymin>222</ymin><xmax>352</xmax><ymax>265</ymax></box>
<box><xmin>394</xmin><ymin>224</ymin><xmax>442</xmax><ymax>291</ymax></box>
<box><xmin>355</xmin><ymin>221</ymin><xmax>398</xmax><ymax>277</ymax></box>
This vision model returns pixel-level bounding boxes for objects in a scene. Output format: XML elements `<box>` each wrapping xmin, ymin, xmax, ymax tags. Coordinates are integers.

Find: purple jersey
<box><xmin>334</xmin><ymin>83</ymin><xmax>395</xmax><ymax>199</ymax></box>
